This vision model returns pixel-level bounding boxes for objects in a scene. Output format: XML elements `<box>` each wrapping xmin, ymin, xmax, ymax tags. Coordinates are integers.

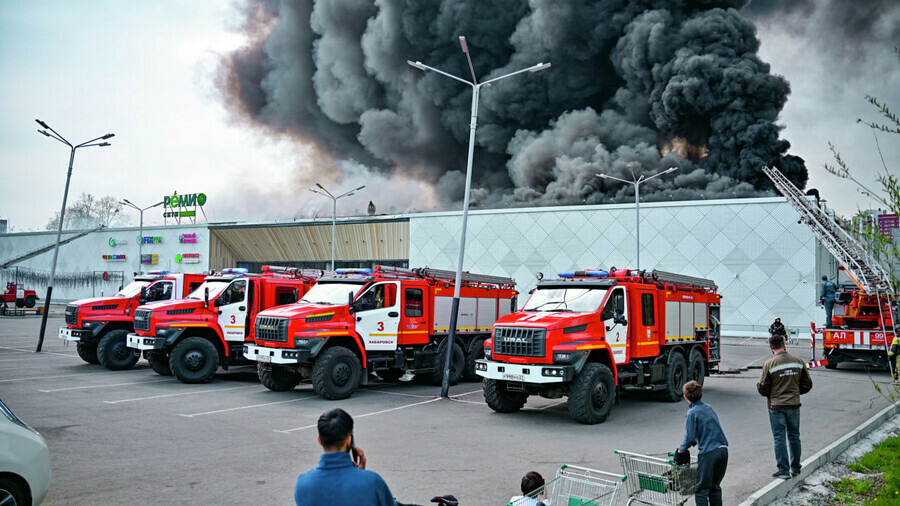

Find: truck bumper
<box><xmin>244</xmin><ymin>344</ymin><xmax>309</xmax><ymax>365</ymax></box>
<box><xmin>58</xmin><ymin>327</ymin><xmax>92</xmax><ymax>342</ymax></box>
<box><xmin>126</xmin><ymin>333</ymin><xmax>165</xmax><ymax>351</ymax></box>
<box><xmin>474</xmin><ymin>359</ymin><xmax>573</xmax><ymax>384</ymax></box>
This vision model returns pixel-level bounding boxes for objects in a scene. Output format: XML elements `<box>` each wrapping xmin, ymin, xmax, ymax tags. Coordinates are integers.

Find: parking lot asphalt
<box><xmin>1</xmin><ymin>310</ymin><xmax>896</xmax><ymax>505</ymax></box>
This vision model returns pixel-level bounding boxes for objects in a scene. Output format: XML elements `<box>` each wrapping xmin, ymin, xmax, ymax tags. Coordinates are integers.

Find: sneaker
<box><xmin>772</xmin><ymin>472</ymin><xmax>791</xmax><ymax>480</ymax></box>
<box><xmin>791</xmin><ymin>470</ymin><xmax>801</xmax><ymax>477</ymax></box>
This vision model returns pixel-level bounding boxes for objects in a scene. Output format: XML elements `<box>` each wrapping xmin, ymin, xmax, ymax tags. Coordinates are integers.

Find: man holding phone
<box><xmin>294</xmin><ymin>408</ymin><xmax>397</xmax><ymax>505</ymax></box>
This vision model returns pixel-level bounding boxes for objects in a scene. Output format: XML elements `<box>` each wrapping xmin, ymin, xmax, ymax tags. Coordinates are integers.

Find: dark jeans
<box><xmin>768</xmin><ymin>407</ymin><xmax>801</xmax><ymax>475</ymax></box>
<box><xmin>824</xmin><ymin>298</ymin><xmax>835</xmax><ymax>327</ymax></box>
<box><xmin>695</xmin><ymin>446</ymin><xmax>728</xmax><ymax>506</ymax></box>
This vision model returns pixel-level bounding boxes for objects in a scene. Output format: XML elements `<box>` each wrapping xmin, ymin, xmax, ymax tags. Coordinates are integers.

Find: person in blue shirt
<box><xmin>819</xmin><ymin>275</ymin><xmax>837</xmax><ymax>328</ymax></box>
<box><xmin>295</xmin><ymin>408</ymin><xmax>397</xmax><ymax>506</ymax></box>
<box><xmin>676</xmin><ymin>380</ymin><xmax>728</xmax><ymax>506</ymax></box>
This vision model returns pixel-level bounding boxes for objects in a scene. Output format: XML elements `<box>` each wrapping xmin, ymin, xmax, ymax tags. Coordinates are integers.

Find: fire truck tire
<box><xmin>169</xmin><ymin>337</ymin><xmax>219</xmax><ymax>384</ymax></box>
<box><xmin>377</xmin><ymin>369</ymin><xmax>404</xmax><ymax>382</ymax></box>
<box><xmin>463</xmin><ymin>339</ymin><xmax>486</xmax><ymax>382</ymax></box>
<box><xmin>14</xmin><ymin>299</ymin><xmax>24</xmax><ymax>308</ymax></box>
<box><xmin>823</xmin><ymin>350</ymin><xmax>838</xmax><ymax>369</ymax></box>
<box><xmin>259</xmin><ymin>363</ymin><xmax>301</xmax><ymax>391</ymax></box>
<box><xmin>483</xmin><ymin>379</ymin><xmax>528</xmax><ymax>413</ymax></box>
<box><xmin>97</xmin><ymin>330</ymin><xmax>139</xmax><ymax>370</ymax></box>
<box><xmin>147</xmin><ymin>352</ymin><xmax>172</xmax><ymax>376</ymax></box>
<box><xmin>312</xmin><ymin>347</ymin><xmax>361</xmax><ymax>400</ymax></box>
<box><xmin>24</xmin><ymin>295</ymin><xmax>36</xmax><ymax>308</ymax></box>
<box><xmin>659</xmin><ymin>352</ymin><xmax>688</xmax><ymax>402</ymax></box>
<box><xmin>688</xmin><ymin>348</ymin><xmax>706</xmax><ymax>386</ymax></box>
<box><xmin>568</xmin><ymin>363</ymin><xmax>615</xmax><ymax>424</ymax></box>
<box><xmin>430</xmin><ymin>342</ymin><xmax>465</xmax><ymax>386</ymax></box>
<box><xmin>76</xmin><ymin>342</ymin><xmax>100</xmax><ymax>364</ymax></box>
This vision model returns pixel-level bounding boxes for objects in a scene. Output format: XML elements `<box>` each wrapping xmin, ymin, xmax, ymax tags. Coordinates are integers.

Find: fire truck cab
<box><xmin>476</xmin><ymin>268</ymin><xmax>721</xmax><ymax>424</ymax></box>
<box><xmin>244</xmin><ymin>265</ymin><xmax>517</xmax><ymax>400</ymax></box>
<box><xmin>59</xmin><ymin>271</ymin><xmax>205</xmax><ymax>370</ymax></box>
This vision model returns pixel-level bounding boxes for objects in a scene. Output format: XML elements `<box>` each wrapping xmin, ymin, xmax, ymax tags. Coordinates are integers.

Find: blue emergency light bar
<box><xmin>220</xmin><ymin>268</ymin><xmax>249</xmax><ymax>275</ymax></box>
<box><xmin>146</xmin><ymin>270</ymin><xmax>170</xmax><ymax>275</ymax></box>
<box><xmin>335</xmin><ymin>268</ymin><xmax>373</xmax><ymax>275</ymax></box>
<box><xmin>558</xmin><ymin>270</ymin><xmax>609</xmax><ymax>278</ymax></box>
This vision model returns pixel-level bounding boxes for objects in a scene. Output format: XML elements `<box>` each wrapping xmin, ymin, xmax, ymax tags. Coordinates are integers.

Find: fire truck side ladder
<box><xmin>762</xmin><ymin>166</ymin><xmax>893</xmax><ymax>295</ymax></box>
<box><xmin>375</xmin><ymin>265</ymin><xmax>516</xmax><ymax>288</ymax></box>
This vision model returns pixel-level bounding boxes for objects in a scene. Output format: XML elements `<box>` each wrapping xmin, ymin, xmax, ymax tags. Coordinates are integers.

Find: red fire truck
<box><xmin>820</xmin><ymin>275</ymin><xmax>896</xmax><ymax>370</ymax></box>
<box><xmin>59</xmin><ymin>271</ymin><xmax>206</xmax><ymax>369</ymax></box>
<box><xmin>126</xmin><ymin>266</ymin><xmax>321</xmax><ymax>383</ymax></box>
<box><xmin>475</xmin><ymin>268</ymin><xmax>721</xmax><ymax>424</ymax></box>
<box><xmin>244</xmin><ymin>265</ymin><xmax>517</xmax><ymax>400</ymax></box>
<box><xmin>2</xmin><ymin>282</ymin><xmax>38</xmax><ymax>308</ymax></box>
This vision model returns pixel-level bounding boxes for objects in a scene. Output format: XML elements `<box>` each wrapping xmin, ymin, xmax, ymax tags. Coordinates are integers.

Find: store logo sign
<box><xmin>108</xmin><ymin>237</ymin><xmax>125</xmax><ymax>247</ymax></box>
<box><xmin>137</xmin><ymin>236</ymin><xmax>163</xmax><ymax>245</ymax></box>
<box><xmin>176</xmin><ymin>253</ymin><xmax>200</xmax><ymax>264</ymax></box>
<box><xmin>102</xmin><ymin>254</ymin><xmax>126</xmax><ymax>261</ymax></box>
<box><xmin>141</xmin><ymin>254</ymin><xmax>158</xmax><ymax>265</ymax></box>
<box><xmin>179</xmin><ymin>233</ymin><xmax>197</xmax><ymax>244</ymax></box>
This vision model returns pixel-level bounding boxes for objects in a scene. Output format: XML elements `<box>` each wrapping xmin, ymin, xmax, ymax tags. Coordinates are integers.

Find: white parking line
<box><xmin>0</xmin><ymin>346</ymin><xmax>80</xmax><ymax>359</ymax></box>
<box><xmin>0</xmin><ymin>371</ymin><xmax>110</xmax><ymax>383</ymax></box>
<box><xmin>0</xmin><ymin>355</ymin><xmax>77</xmax><ymax>363</ymax></box>
<box><xmin>103</xmin><ymin>385</ymin><xmax>258</xmax><ymax>404</ymax></box>
<box><xmin>179</xmin><ymin>396</ymin><xmax>316</xmax><ymax>418</ymax></box>
<box><xmin>275</xmin><ymin>397</ymin><xmax>442</xmax><ymax>434</ymax></box>
<box><xmin>39</xmin><ymin>379</ymin><xmax>173</xmax><ymax>392</ymax></box>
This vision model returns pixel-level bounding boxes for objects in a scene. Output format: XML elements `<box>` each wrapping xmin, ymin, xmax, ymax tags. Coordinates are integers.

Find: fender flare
<box><xmin>580</xmin><ymin>345</ymin><xmax>618</xmax><ymax>384</ymax></box>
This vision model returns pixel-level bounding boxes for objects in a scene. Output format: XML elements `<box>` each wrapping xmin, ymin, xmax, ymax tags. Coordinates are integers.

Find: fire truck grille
<box><xmin>65</xmin><ymin>305</ymin><xmax>78</xmax><ymax>325</ymax></box>
<box><xmin>255</xmin><ymin>316</ymin><xmax>289</xmax><ymax>343</ymax></box>
<box><xmin>494</xmin><ymin>327</ymin><xmax>546</xmax><ymax>358</ymax></box>
<box><xmin>133</xmin><ymin>309</ymin><xmax>152</xmax><ymax>332</ymax></box>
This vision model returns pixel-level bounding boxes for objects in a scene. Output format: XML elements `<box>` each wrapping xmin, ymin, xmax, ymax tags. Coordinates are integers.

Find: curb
<box><xmin>738</xmin><ymin>401</ymin><xmax>900</xmax><ymax>505</ymax></box>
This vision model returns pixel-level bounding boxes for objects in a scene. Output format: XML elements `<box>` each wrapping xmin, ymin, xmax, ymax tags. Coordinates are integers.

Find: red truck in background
<box><xmin>2</xmin><ymin>282</ymin><xmax>39</xmax><ymax>308</ymax></box>
<box><xmin>59</xmin><ymin>271</ymin><xmax>206</xmax><ymax>370</ymax></box>
<box><xmin>244</xmin><ymin>265</ymin><xmax>517</xmax><ymax>400</ymax></box>
<box><xmin>126</xmin><ymin>266</ymin><xmax>322</xmax><ymax>383</ymax></box>
<box><xmin>819</xmin><ymin>280</ymin><xmax>896</xmax><ymax>370</ymax></box>
<box><xmin>476</xmin><ymin>268</ymin><xmax>721</xmax><ymax>424</ymax></box>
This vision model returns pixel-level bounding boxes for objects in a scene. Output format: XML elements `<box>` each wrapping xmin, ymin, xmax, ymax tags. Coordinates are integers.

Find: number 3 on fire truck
<box><xmin>377</xmin><ymin>322</ymin><xmax>384</xmax><ymax>331</ymax></box>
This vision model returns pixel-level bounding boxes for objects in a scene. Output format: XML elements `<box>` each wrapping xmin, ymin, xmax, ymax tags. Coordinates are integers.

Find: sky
<box><xmin>0</xmin><ymin>0</ymin><xmax>897</xmax><ymax>233</ymax></box>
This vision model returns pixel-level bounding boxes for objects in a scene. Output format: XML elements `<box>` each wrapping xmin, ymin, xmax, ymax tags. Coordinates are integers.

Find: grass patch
<box><xmin>830</xmin><ymin>435</ymin><xmax>900</xmax><ymax>505</ymax></box>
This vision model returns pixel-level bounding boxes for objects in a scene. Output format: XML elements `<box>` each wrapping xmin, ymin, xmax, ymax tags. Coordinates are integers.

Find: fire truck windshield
<box><xmin>300</xmin><ymin>282</ymin><xmax>362</xmax><ymax>305</ymax></box>
<box><xmin>523</xmin><ymin>287</ymin><xmax>608</xmax><ymax>313</ymax></box>
<box><xmin>116</xmin><ymin>280</ymin><xmax>153</xmax><ymax>298</ymax></box>
<box><xmin>187</xmin><ymin>280</ymin><xmax>230</xmax><ymax>300</ymax></box>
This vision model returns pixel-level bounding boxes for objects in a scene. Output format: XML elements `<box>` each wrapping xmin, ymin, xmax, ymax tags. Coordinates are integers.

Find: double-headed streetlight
<box><xmin>35</xmin><ymin>119</ymin><xmax>114</xmax><ymax>352</ymax></box>
<box><xmin>408</xmin><ymin>37</ymin><xmax>551</xmax><ymax>397</ymax></box>
<box><xmin>120</xmin><ymin>199</ymin><xmax>164</xmax><ymax>274</ymax></box>
<box><xmin>597</xmin><ymin>165</ymin><xmax>679</xmax><ymax>270</ymax></box>
<box><xmin>309</xmin><ymin>184</ymin><xmax>365</xmax><ymax>271</ymax></box>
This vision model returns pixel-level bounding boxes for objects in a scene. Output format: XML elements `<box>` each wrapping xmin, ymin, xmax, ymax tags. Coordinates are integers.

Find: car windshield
<box><xmin>300</xmin><ymin>283</ymin><xmax>362</xmax><ymax>305</ymax></box>
<box><xmin>522</xmin><ymin>287</ymin><xmax>609</xmax><ymax>313</ymax></box>
<box><xmin>187</xmin><ymin>280</ymin><xmax>231</xmax><ymax>300</ymax></box>
<box><xmin>116</xmin><ymin>280</ymin><xmax>152</xmax><ymax>298</ymax></box>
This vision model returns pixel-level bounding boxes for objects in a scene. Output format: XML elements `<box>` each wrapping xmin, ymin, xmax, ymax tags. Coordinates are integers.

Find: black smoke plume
<box><xmin>218</xmin><ymin>0</ymin><xmax>810</xmax><ymax>211</ymax></box>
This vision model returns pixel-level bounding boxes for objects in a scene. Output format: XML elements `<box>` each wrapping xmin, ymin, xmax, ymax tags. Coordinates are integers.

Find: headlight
<box><xmin>542</xmin><ymin>367</ymin><xmax>565</xmax><ymax>377</ymax></box>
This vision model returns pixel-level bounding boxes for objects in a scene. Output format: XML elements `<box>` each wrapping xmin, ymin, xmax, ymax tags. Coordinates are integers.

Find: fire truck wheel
<box><xmin>24</xmin><ymin>295</ymin><xmax>36</xmax><ymax>308</ymax></box>
<box><xmin>688</xmin><ymin>348</ymin><xmax>706</xmax><ymax>386</ymax></box>
<box><xmin>659</xmin><ymin>352</ymin><xmax>688</xmax><ymax>402</ymax></box>
<box><xmin>259</xmin><ymin>363</ymin><xmax>301</xmax><ymax>391</ymax></box>
<box><xmin>97</xmin><ymin>330</ymin><xmax>139</xmax><ymax>371</ymax></box>
<box><xmin>430</xmin><ymin>342</ymin><xmax>464</xmax><ymax>386</ymax></box>
<box><xmin>312</xmin><ymin>347</ymin><xmax>361</xmax><ymax>400</ymax></box>
<box><xmin>463</xmin><ymin>339</ymin><xmax>486</xmax><ymax>382</ymax></box>
<box><xmin>568</xmin><ymin>363</ymin><xmax>615</xmax><ymax>424</ymax></box>
<box><xmin>14</xmin><ymin>299</ymin><xmax>24</xmax><ymax>308</ymax></box>
<box><xmin>483</xmin><ymin>379</ymin><xmax>528</xmax><ymax>413</ymax></box>
<box><xmin>76</xmin><ymin>342</ymin><xmax>100</xmax><ymax>364</ymax></box>
<box><xmin>169</xmin><ymin>337</ymin><xmax>219</xmax><ymax>384</ymax></box>
<box><xmin>823</xmin><ymin>350</ymin><xmax>838</xmax><ymax>369</ymax></box>
<box><xmin>377</xmin><ymin>369</ymin><xmax>404</xmax><ymax>382</ymax></box>
<box><xmin>147</xmin><ymin>352</ymin><xmax>172</xmax><ymax>376</ymax></box>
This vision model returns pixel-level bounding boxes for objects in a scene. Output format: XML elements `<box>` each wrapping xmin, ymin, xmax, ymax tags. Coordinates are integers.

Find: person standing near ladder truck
<box><xmin>889</xmin><ymin>332</ymin><xmax>900</xmax><ymax>381</ymax></box>
<box><xmin>819</xmin><ymin>275</ymin><xmax>837</xmax><ymax>329</ymax></box>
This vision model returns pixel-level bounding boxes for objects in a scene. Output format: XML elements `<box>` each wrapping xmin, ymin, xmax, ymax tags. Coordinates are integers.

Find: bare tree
<box><xmin>45</xmin><ymin>193</ymin><xmax>128</xmax><ymax>230</ymax></box>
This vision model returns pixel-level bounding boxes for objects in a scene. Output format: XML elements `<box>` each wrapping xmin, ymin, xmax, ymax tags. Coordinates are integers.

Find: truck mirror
<box><xmin>510</xmin><ymin>297</ymin><xmax>517</xmax><ymax>313</ymax></box>
<box><xmin>348</xmin><ymin>292</ymin><xmax>356</xmax><ymax>314</ymax></box>
<box><xmin>140</xmin><ymin>286</ymin><xmax>147</xmax><ymax>304</ymax></box>
<box><xmin>204</xmin><ymin>287</ymin><xmax>209</xmax><ymax>308</ymax></box>
<box><xmin>614</xmin><ymin>313</ymin><xmax>627</xmax><ymax>325</ymax></box>
<box><xmin>615</xmin><ymin>295</ymin><xmax>625</xmax><ymax>314</ymax></box>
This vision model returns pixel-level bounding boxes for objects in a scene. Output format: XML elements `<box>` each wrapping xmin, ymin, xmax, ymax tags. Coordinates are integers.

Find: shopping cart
<box><xmin>614</xmin><ymin>450</ymin><xmax>697</xmax><ymax>506</ymax></box>
<box><xmin>508</xmin><ymin>464</ymin><xmax>626</xmax><ymax>506</ymax></box>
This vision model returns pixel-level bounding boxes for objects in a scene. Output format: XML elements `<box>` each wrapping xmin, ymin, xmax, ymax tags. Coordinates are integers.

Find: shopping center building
<box><xmin>0</xmin><ymin>196</ymin><xmax>835</xmax><ymax>334</ymax></box>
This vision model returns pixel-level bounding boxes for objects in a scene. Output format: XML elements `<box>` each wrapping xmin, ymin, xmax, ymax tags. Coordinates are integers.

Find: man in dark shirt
<box><xmin>676</xmin><ymin>380</ymin><xmax>728</xmax><ymax>506</ymax></box>
<box><xmin>769</xmin><ymin>317</ymin><xmax>786</xmax><ymax>337</ymax></box>
<box><xmin>819</xmin><ymin>275</ymin><xmax>837</xmax><ymax>328</ymax></box>
<box><xmin>294</xmin><ymin>408</ymin><xmax>396</xmax><ymax>506</ymax></box>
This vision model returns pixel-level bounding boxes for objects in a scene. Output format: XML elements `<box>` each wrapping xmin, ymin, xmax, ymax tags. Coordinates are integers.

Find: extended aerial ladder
<box><xmin>763</xmin><ymin>165</ymin><xmax>896</xmax><ymax>371</ymax></box>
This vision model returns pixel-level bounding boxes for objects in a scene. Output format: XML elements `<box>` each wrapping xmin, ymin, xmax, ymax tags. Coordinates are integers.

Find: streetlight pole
<box><xmin>408</xmin><ymin>37</ymin><xmax>550</xmax><ymax>397</ymax></box>
<box><xmin>34</xmin><ymin>119</ymin><xmax>114</xmax><ymax>352</ymax></box>
<box><xmin>121</xmin><ymin>199</ymin><xmax>164</xmax><ymax>274</ymax></box>
<box><xmin>309</xmin><ymin>184</ymin><xmax>365</xmax><ymax>271</ymax></box>
<box><xmin>598</xmin><ymin>165</ymin><xmax>678</xmax><ymax>270</ymax></box>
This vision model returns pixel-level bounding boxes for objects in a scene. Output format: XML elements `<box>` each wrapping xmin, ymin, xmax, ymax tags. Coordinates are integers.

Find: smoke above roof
<box><xmin>217</xmin><ymin>0</ymin><xmax>810</xmax><ymax>212</ymax></box>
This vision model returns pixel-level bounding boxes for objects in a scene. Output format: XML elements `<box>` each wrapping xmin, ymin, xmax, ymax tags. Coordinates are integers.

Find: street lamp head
<box><xmin>407</xmin><ymin>60</ymin><xmax>428</xmax><ymax>71</ymax></box>
<box><xmin>38</xmin><ymin>129</ymin><xmax>50</xmax><ymax>137</ymax></box>
<box><xmin>316</xmin><ymin>183</ymin><xmax>325</xmax><ymax>190</ymax></box>
<box><xmin>35</xmin><ymin>119</ymin><xmax>49</xmax><ymax>129</ymax></box>
<box><xmin>102</xmin><ymin>133</ymin><xmax>115</xmax><ymax>140</ymax></box>
<box><xmin>98</xmin><ymin>142</ymin><xmax>111</xmax><ymax>147</ymax></box>
<box><xmin>354</xmin><ymin>185</ymin><xmax>366</xmax><ymax>191</ymax></box>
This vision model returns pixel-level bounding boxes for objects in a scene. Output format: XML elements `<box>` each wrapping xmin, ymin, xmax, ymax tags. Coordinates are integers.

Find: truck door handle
<box><xmin>357</xmin><ymin>317</ymin><xmax>362</xmax><ymax>322</ymax></box>
<box><xmin>388</xmin><ymin>311</ymin><xmax>398</xmax><ymax>317</ymax></box>
<box><xmin>239</xmin><ymin>306</ymin><xmax>246</xmax><ymax>311</ymax></box>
